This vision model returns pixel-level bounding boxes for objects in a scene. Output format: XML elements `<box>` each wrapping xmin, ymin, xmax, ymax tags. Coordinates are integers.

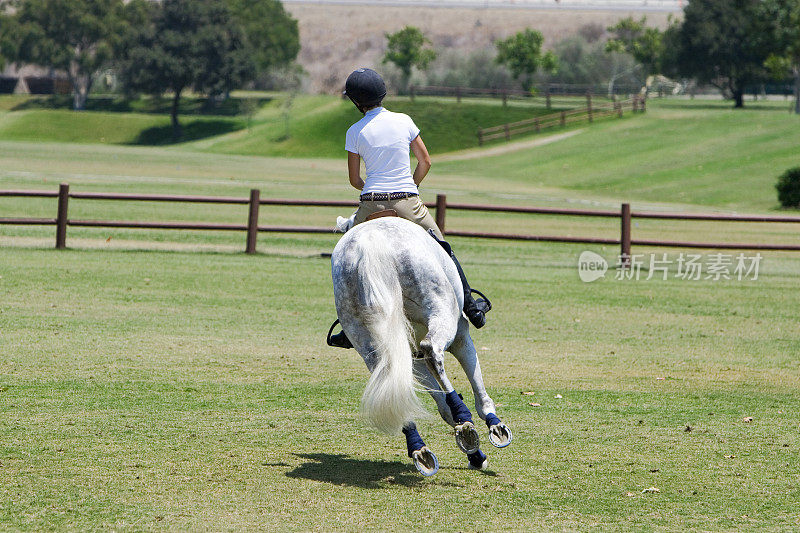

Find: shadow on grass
<box><xmin>129</xmin><ymin>119</ymin><xmax>245</xmax><ymax>145</ymax></box>
<box><xmin>286</xmin><ymin>453</ymin><xmax>427</xmax><ymax>488</ymax></box>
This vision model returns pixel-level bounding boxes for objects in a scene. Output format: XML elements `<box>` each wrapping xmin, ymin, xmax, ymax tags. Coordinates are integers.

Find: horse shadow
<box><xmin>286</xmin><ymin>453</ymin><xmax>461</xmax><ymax>489</ymax></box>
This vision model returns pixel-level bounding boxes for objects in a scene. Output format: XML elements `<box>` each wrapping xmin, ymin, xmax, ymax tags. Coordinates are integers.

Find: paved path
<box><xmin>433</xmin><ymin>129</ymin><xmax>583</xmax><ymax>163</ymax></box>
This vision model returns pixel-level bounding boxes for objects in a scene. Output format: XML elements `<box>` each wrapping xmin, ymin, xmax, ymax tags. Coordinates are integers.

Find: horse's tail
<box><xmin>356</xmin><ymin>238</ymin><xmax>426</xmax><ymax>435</ymax></box>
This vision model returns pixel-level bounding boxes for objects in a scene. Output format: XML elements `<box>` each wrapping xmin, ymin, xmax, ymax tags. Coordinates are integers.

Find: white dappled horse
<box><xmin>331</xmin><ymin>217</ymin><xmax>512</xmax><ymax>475</ymax></box>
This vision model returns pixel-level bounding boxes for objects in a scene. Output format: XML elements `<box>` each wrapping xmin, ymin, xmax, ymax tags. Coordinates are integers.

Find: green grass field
<box><xmin>2</xmin><ymin>96</ymin><xmax>800</xmax><ymax>531</ymax></box>
<box><xmin>2</xmin><ymin>240</ymin><xmax>799</xmax><ymax>531</ymax></box>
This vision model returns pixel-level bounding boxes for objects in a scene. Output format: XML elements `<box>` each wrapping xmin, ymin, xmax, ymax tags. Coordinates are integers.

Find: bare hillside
<box><xmin>285</xmin><ymin>3</ymin><xmax>674</xmax><ymax>92</ymax></box>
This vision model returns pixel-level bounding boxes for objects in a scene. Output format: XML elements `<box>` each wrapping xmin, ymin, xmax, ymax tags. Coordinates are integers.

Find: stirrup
<box><xmin>326</xmin><ymin>319</ymin><xmax>353</xmax><ymax>349</ymax></box>
<box><xmin>470</xmin><ymin>288</ymin><xmax>492</xmax><ymax>313</ymax></box>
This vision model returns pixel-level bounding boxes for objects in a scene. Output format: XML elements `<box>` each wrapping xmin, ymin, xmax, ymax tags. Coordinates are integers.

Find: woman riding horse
<box><xmin>328</xmin><ymin>68</ymin><xmax>491</xmax><ymax>349</ymax></box>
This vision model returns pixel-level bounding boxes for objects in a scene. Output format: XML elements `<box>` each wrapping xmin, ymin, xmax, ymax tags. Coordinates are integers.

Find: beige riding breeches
<box><xmin>353</xmin><ymin>196</ymin><xmax>444</xmax><ymax>240</ymax></box>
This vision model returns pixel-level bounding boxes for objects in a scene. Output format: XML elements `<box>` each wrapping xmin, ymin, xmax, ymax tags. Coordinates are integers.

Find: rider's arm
<box><xmin>348</xmin><ymin>151</ymin><xmax>364</xmax><ymax>190</ymax></box>
<box><xmin>410</xmin><ymin>135</ymin><xmax>431</xmax><ymax>186</ymax></box>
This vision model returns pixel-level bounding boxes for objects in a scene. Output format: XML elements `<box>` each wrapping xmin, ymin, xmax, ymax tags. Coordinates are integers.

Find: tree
<box><xmin>761</xmin><ymin>0</ymin><xmax>800</xmax><ymax>114</ymax></box>
<box><xmin>0</xmin><ymin>3</ymin><xmax>15</xmax><ymax>70</ymax></box>
<box><xmin>120</xmin><ymin>0</ymin><xmax>255</xmax><ymax>139</ymax></box>
<box><xmin>552</xmin><ymin>34</ymin><xmax>642</xmax><ymax>95</ymax></box>
<box><xmin>495</xmin><ymin>28</ymin><xmax>558</xmax><ymax>92</ymax></box>
<box><xmin>605</xmin><ymin>17</ymin><xmax>665</xmax><ymax>78</ymax></box>
<box><xmin>383</xmin><ymin>26</ymin><xmax>436</xmax><ymax>92</ymax></box>
<box><xmin>228</xmin><ymin>0</ymin><xmax>299</xmax><ymax>76</ymax></box>
<box><xmin>6</xmin><ymin>0</ymin><xmax>129</xmax><ymax>110</ymax></box>
<box><xmin>669</xmin><ymin>0</ymin><xmax>775</xmax><ymax>108</ymax></box>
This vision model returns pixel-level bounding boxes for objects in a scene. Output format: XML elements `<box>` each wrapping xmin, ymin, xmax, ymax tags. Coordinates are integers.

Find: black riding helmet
<box><xmin>344</xmin><ymin>68</ymin><xmax>386</xmax><ymax>108</ymax></box>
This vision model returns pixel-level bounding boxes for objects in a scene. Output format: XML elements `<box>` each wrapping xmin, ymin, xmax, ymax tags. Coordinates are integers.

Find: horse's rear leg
<box><xmin>412</xmin><ymin>357</ymin><xmax>455</xmax><ymax>426</ymax></box>
<box><xmin>448</xmin><ymin>320</ymin><xmax>513</xmax><ymax>448</ymax></box>
<box><xmin>418</xmin><ymin>333</ymin><xmax>480</xmax><ymax>455</ymax></box>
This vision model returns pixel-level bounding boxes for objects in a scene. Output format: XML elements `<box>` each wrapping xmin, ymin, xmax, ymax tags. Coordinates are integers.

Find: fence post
<box><xmin>504</xmin><ymin>123</ymin><xmax>510</xmax><ymax>141</ymax></box>
<box><xmin>409</xmin><ymin>85</ymin><xmax>415</xmax><ymax>102</ymax></box>
<box><xmin>640</xmin><ymin>96</ymin><xmax>647</xmax><ymax>113</ymax></box>
<box><xmin>560</xmin><ymin>110</ymin><xmax>566</xmax><ymax>127</ymax></box>
<box><xmin>456</xmin><ymin>87</ymin><xmax>461</xmax><ymax>103</ymax></box>
<box><xmin>620</xmin><ymin>203</ymin><xmax>631</xmax><ymax>268</ymax></box>
<box><xmin>55</xmin><ymin>183</ymin><xmax>69</xmax><ymax>249</ymax></box>
<box><xmin>502</xmin><ymin>90</ymin><xmax>507</xmax><ymax>107</ymax></box>
<box><xmin>535</xmin><ymin>117</ymin><xmax>540</xmax><ymax>133</ymax></box>
<box><xmin>435</xmin><ymin>194</ymin><xmax>447</xmax><ymax>236</ymax></box>
<box><xmin>545</xmin><ymin>86</ymin><xmax>551</xmax><ymax>109</ymax></box>
<box><xmin>477</xmin><ymin>129</ymin><xmax>484</xmax><ymax>146</ymax></box>
<box><xmin>246</xmin><ymin>188</ymin><xmax>260</xmax><ymax>254</ymax></box>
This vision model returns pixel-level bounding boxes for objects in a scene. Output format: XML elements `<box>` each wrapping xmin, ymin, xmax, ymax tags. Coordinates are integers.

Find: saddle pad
<box><xmin>366</xmin><ymin>209</ymin><xmax>399</xmax><ymax>221</ymax></box>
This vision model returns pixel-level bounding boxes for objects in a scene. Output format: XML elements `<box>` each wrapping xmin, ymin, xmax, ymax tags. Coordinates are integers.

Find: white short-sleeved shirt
<box><xmin>345</xmin><ymin>107</ymin><xmax>421</xmax><ymax>194</ymax></box>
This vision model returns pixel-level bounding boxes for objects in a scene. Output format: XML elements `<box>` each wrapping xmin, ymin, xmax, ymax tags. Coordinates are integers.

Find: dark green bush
<box><xmin>776</xmin><ymin>167</ymin><xmax>800</xmax><ymax>208</ymax></box>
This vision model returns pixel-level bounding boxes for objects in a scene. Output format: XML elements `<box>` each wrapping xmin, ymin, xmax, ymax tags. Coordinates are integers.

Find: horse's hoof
<box><xmin>411</xmin><ymin>446</ymin><xmax>439</xmax><ymax>476</ymax></box>
<box><xmin>467</xmin><ymin>449</ymin><xmax>488</xmax><ymax>470</ymax></box>
<box><xmin>454</xmin><ymin>421</ymin><xmax>480</xmax><ymax>455</ymax></box>
<box><xmin>488</xmin><ymin>422</ymin><xmax>513</xmax><ymax>448</ymax></box>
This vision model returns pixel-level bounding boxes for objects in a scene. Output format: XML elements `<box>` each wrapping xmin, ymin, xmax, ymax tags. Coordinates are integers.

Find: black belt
<box><xmin>360</xmin><ymin>192</ymin><xmax>418</xmax><ymax>202</ymax></box>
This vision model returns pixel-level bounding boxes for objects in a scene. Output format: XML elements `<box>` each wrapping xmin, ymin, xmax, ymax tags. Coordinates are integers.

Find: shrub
<box><xmin>776</xmin><ymin>167</ymin><xmax>800</xmax><ymax>208</ymax></box>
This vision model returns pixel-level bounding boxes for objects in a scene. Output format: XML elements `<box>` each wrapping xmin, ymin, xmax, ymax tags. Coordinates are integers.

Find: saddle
<box><xmin>366</xmin><ymin>209</ymin><xmax>398</xmax><ymax>221</ymax></box>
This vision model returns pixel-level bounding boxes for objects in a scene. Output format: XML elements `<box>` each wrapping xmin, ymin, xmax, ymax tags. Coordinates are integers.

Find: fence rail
<box><xmin>2</xmin><ymin>184</ymin><xmax>800</xmax><ymax>255</ymax></box>
<box><xmin>477</xmin><ymin>96</ymin><xmax>645</xmax><ymax>145</ymax></box>
<box><xmin>409</xmin><ymin>84</ymin><xmax>645</xmax><ymax>105</ymax></box>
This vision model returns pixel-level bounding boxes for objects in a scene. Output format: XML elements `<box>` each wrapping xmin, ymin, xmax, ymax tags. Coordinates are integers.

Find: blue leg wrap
<box><xmin>444</xmin><ymin>390</ymin><xmax>473</xmax><ymax>425</ymax></box>
<box><xmin>485</xmin><ymin>413</ymin><xmax>501</xmax><ymax>428</ymax></box>
<box><xmin>402</xmin><ymin>423</ymin><xmax>426</xmax><ymax>458</ymax></box>
<box><xmin>467</xmin><ymin>449</ymin><xmax>487</xmax><ymax>468</ymax></box>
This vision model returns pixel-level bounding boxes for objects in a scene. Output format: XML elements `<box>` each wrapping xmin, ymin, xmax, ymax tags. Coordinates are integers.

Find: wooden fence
<box><xmin>408</xmin><ymin>84</ymin><xmax>644</xmax><ymax>108</ymax></box>
<box><xmin>477</xmin><ymin>95</ymin><xmax>646</xmax><ymax>145</ymax></box>
<box><xmin>2</xmin><ymin>184</ymin><xmax>800</xmax><ymax>256</ymax></box>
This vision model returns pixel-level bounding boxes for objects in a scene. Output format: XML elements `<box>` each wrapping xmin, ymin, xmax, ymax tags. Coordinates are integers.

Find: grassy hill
<box><xmin>0</xmin><ymin>94</ymin><xmax>565</xmax><ymax>156</ymax></box>
<box><xmin>0</xmin><ymin>109</ymin><xmax>246</xmax><ymax>145</ymax></box>
<box><xmin>0</xmin><ymin>95</ymin><xmax>251</xmax><ymax>145</ymax></box>
<box><xmin>199</xmin><ymin>96</ymin><xmax>571</xmax><ymax>157</ymax></box>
